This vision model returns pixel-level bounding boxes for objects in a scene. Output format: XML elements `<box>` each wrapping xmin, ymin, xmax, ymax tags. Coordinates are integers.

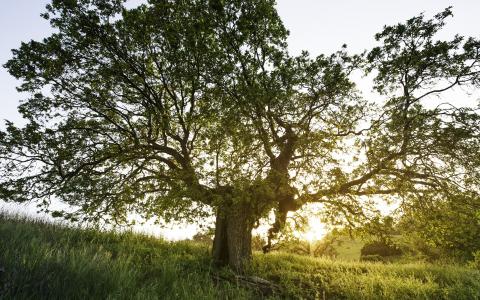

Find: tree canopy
<box><xmin>1</xmin><ymin>1</ymin><xmax>479</xmax><ymax>271</ymax></box>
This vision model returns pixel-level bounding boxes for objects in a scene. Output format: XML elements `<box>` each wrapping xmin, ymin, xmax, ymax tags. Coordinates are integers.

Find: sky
<box><xmin>0</xmin><ymin>0</ymin><xmax>479</xmax><ymax>239</ymax></box>
<box><xmin>2</xmin><ymin>0</ymin><xmax>479</xmax><ymax>127</ymax></box>
<box><xmin>276</xmin><ymin>0</ymin><xmax>480</xmax><ymax>56</ymax></box>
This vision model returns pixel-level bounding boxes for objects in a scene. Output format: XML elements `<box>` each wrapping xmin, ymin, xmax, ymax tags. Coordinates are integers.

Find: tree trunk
<box><xmin>212</xmin><ymin>202</ymin><xmax>253</xmax><ymax>273</ymax></box>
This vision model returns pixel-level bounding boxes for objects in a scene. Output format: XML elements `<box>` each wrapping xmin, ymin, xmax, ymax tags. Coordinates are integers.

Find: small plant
<box><xmin>469</xmin><ymin>250</ymin><xmax>480</xmax><ymax>269</ymax></box>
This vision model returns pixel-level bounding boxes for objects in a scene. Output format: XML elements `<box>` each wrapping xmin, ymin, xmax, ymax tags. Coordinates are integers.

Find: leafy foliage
<box><xmin>398</xmin><ymin>193</ymin><xmax>480</xmax><ymax>260</ymax></box>
<box><xmin>0</xmin><ymin>1</ymin><xmax>479</xmax><ymax>267</ymax></box>
<box><xmin>361</xmin><ymin>240</ymin><xmax>402</xmax><ymax>258</ymax></box>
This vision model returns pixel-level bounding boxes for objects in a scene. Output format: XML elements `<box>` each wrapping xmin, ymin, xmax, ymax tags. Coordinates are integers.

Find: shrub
<box><xmin>361</xmin><ymin>240</ymin><xmax>402</xmax><ymax>258</ymax></box>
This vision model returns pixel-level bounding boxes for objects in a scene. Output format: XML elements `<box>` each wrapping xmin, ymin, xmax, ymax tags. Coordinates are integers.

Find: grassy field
<box><xmin>1</xmin><ymin>213</ymin><xmax>479</xmax><ymax>299</ymax></box>
<box><xmin>330</xmin><ymin>236</ymin><xmax>364</xmax><ymax>261</ymax></box>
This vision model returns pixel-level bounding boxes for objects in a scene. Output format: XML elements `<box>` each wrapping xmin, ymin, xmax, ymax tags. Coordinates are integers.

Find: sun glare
<box><xmin>301</xmin><ymin>217</ymin><xmax>327</xmax><ymax>243</ymax></box>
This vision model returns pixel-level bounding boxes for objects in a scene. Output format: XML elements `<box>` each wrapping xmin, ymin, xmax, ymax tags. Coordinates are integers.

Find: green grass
<box><xmin>331</xmin><ymin>236</ymin><xmax>364</xmax><ymax>261</ymax></box>
<box><xmin>1</xmin><ymin>213</ymin><xmax>479</xmax><ymax>299</ymax></box>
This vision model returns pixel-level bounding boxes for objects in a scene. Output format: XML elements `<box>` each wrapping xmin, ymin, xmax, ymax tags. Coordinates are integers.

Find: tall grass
<box><xmin>253</xmin><ymin>253</ymin><xmax>480</xmax><ymax>299</ymax></box>
<box><xmin>1</xmin><ymin>213</ymin><xmax>479</xmax><ymax>299</ymax></box>
<box><xmin>0</xmin><ymin>213</ymin><xmax>251</xmax><ymax>299</ymax></box>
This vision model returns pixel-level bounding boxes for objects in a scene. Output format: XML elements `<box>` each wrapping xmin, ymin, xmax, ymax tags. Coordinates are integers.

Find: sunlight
<box><xmin>300</xmin><ymin>217</ymin><xmax>328</xmax><ymax>243</ymax></box>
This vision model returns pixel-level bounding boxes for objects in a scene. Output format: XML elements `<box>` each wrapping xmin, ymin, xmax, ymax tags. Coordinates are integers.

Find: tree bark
<box><xmin>212</xmin><ymin>202</ymin><xmax>253</xmax><ymax>273</ymax></box>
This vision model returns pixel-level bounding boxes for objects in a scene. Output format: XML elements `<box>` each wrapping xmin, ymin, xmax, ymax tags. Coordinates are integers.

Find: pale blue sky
<box><xmin>276</xmin><ymin>0</ymin><xmax>480</xmax><ymax>55</ymax></box>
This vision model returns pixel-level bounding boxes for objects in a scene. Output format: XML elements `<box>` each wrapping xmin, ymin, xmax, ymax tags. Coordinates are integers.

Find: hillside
<box><xmin>1</xmin><ymin>213</ymin><xmax>479</xmax><ymax>299</ymax></box>
<box><xmin>330</xmin><ymin>236</ymin><xmax>364</xmax><ymax>261</ymax></box>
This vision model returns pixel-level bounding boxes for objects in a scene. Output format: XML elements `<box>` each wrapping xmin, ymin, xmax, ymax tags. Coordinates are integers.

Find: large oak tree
<box><xmin>1</xmin><ymin>1</ymin><xmax>479</xmax><ymax>271</ymax></box>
